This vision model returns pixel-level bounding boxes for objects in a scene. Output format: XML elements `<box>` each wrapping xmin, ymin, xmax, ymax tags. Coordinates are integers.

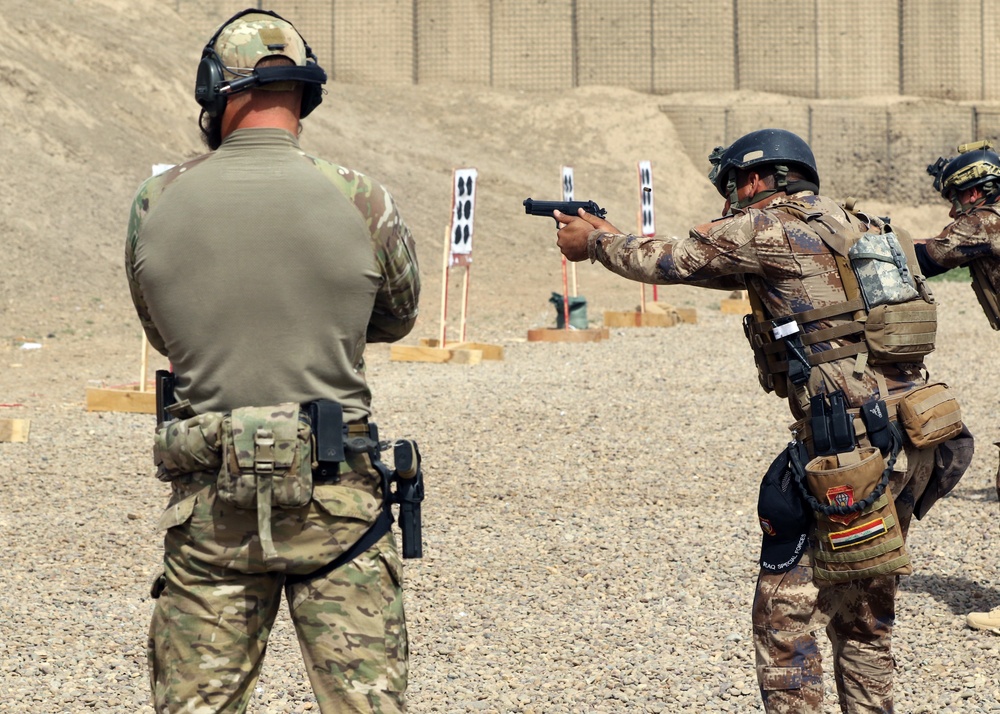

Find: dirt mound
<box><xmin>1</xmin><ymin>0</ymin><xmax>952</xmax><ymax>348</ymax></box>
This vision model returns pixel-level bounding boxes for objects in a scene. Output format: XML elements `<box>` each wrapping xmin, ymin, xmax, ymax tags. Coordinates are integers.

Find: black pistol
<box><xmin>392</xmin><ymin>439</ymin><xmax>424</xmax><ymax>559</ymax></box>
<box><xmin>523</xmin><ymin>198</ymin><xmax>607</xmax><ymax>224</ymax></box>
<box><xmin>155</xmin><ymin>369</ymin><xmax>176</xmax><ymax>426</ymax></box>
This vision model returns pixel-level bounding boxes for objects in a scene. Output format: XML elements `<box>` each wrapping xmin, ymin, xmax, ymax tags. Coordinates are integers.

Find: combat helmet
<box><xmin>708</xmin><ymin>129</ymin><xmax>820</xmax><ymax>211</ymax></box>
<box><xmin>927</xmin><ymin>140</ymin><xmax>1000</xmax><ymax>214</ymax></box>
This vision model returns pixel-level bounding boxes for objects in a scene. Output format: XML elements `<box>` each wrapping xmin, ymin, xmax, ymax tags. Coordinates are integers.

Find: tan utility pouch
<box><xmin>863</xmin><ymin>300</ymin><xmax>937</xmax><ymax>364</ymax></box>
<box><xmin>153</xmin><ymin>412</ymin><xmax>224</xmax><ymax>482</ymax></box>
<box><xmin>804</xmin><ymin>447</ymin><xmax>912</xmax><ymax>584</ymax></box>
<box><xmin>898</xmin><ymin>382</ymin><xmax>963</xmax><ymax>449</ymax></box>
<box><xmin>219</xmin><ymin>403</ymin><xmax>314</xmax><ymax>562</ymax></box>
<box><xmin>219</xmin><ymin>403</ymin><xmax>313</xmax><ymax>510</ymax></box>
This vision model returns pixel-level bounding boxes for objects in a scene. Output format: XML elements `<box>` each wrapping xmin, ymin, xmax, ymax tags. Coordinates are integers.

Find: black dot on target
<box><xmin>463</xmin><ymin>200</ymin><xmax>471</xmax><ymax>220</ymax></box>
<box><xmin>454</xmin><ymin>226</ymin><xmax>462</xmax><ymax>244</ymax></box>
<box><xmin>463</xmin><ymin>225</ymin><xmax>470</xmax><ymax>244</ymax></box>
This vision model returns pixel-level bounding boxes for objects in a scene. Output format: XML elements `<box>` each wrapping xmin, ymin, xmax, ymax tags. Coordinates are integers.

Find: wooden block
<box><xmin>720</xmin><ymin>298</ymin><xmax>751</xmax><ymax>315</ymax></box>
<box><xmin>676</xmin><ymin>307</ymin><xmax>698</xmax><ymax>324</ymax></box>
<box><xmin>390</xmin><ymin>345</ymin><xmax>452</xmax><ymax>363</ymax></box>
<box><xmin>527</xmin><ymin>327</ymin><xmax>607</xmax><ymax>343</ymax></box>
<box><xmin>603</xmin><ymin>310</ymin><xmax>678</xmax><ymax>328</ymax></box>
<box><xmin>602</xmin><ymin>310</ymin><xmax>639</xmax><ymax>328</ymax></box>
<box><xmin>85</xmin><ymin>387</ymin><xmax>157</xmax><ymax>414</ymax></box>
<box><xmin>447</xmin><ymin>342</ymin><xmax>504</xmax><ymax>360</ymax></box>
<box><xmin>638</xmin><ymin>312</ymin><xmax>678</xmax><ymax>327</ymax></box>
<box><xmin>0</xmin><ymin>419</ymin><xmax>30</xmax><ymax>442</ymax></box>
<box><xmin>447</xmin><ymin>349</ymin><xmax>483</xmax><ymax>365</ymax></box>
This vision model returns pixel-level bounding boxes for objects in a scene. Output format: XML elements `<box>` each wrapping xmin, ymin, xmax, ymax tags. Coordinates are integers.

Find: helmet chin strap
<box><xmin>726</xmin><ymin>164</ymin><xmax>789</xmax><ymax>210</ymax></box>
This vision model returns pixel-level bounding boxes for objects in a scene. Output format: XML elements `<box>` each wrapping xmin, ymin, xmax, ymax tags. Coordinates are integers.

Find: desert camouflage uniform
<box><xmin>588</xmin><ymin>191</ymin><xmax>967</xmax><ymax>713</ymax></box>
<box><xmin>126</xmin><ymin>128</ymin><xmax>419</xmax><ymax>713</ymax></box>
<box><xmin>921</xmin><ymin>203</ymin><xmax>1000</xmax><ymax>315</ymax></box>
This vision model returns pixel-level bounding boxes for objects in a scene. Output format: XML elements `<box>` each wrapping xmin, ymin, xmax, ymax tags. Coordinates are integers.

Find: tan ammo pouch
<box><xmin>153</xmin><ymin>412</ymin><xmax>224</xmax><ymax>482</ymax></box>
<box><xmin>969</xmin><ymin>258</ymin><xmax>1000</xmax><ymax>331</ymax></box>
<box><xmin>863</xmin><ymin>300</ymin><xmax>937</xmax><ymax>364</ymax></box>
<box><xmin>804</xmin><ymin>447</ymin><xmax>911</xmax><ymax>583</ymax></box>
<box><xmin>897</xmin><ymin>382</ymin><xmax>963</xmax><ymax>449</ymax></box>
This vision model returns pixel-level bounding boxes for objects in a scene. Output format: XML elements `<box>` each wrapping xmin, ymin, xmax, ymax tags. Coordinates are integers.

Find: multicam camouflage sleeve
<box><xmin>125</xmin><ymin>175</ymin><xmax>169</xmax><ymax>355</ymax></box>
<box><xmin>587</xmin><ymin>210</ymin><xmax>762</xmax><ymax>289</ymax></box>
<box><xmin>314</xmin><ymin>160</ymin><xmax>421</xmax><ymax>343</ymax></box>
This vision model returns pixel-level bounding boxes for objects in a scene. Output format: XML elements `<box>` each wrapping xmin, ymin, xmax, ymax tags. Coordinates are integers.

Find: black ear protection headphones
<box><xmin>194</xmin><ymin>8</ymin><xmax>327</xmax><ymax>119</ymax></box>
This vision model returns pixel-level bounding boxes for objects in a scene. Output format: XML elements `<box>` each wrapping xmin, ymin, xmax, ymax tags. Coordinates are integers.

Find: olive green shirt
<box><xmin>126</xmin><ymin>128</ymin><xmax>420</xmax><ymax>420</ymax></box>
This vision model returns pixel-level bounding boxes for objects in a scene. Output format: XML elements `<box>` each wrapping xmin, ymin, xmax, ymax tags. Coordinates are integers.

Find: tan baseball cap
<box><xmin>214</xmin><ymin>12</ymin><xmax>308</xmax><ymax>84</ymax></box>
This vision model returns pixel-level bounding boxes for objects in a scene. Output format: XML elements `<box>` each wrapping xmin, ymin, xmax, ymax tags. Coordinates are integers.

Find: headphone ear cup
<box><xmin>300</xmin><ymin>84</ymin><xmax>323</xmax><ymax>118</ymax></box>
<box><xmin>194</xmin><ymin>54</ymin><xmax>227</xmax><ymax>118</ymax></box>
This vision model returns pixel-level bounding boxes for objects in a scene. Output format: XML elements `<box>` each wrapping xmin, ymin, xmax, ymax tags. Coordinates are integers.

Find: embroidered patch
<box><xmin>829</xmin><ymin>518</ymin><xmax>887</xmax><ymax>550</ymax></box>
<box><xmin>826</xmin><ymin>484</ymin><xmax>858</xmax><ymax>525</ymax></box>
<box><xmin>759</xmin><ymin>517</ymin><xmax>775</xmax><ymax>536</ymax></box>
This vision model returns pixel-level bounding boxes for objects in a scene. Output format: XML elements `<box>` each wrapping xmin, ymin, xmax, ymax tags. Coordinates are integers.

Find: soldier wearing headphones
<box><xmin>553</xmin><ymin>128</ymin><xmax>973</xmax><ymax>713</ymax></box>
<box><xmin>125</xmin><ymin>9</ymin><xmax>420</xmax><ymax>713</ymax></box>
<box><xmin>920</xmin><ymin>141</ymin><xmax>1000</xmax><ymax>635</ymax></box>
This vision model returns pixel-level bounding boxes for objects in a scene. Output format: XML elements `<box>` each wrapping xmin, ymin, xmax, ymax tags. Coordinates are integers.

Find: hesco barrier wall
<box><xmin>661</xmin><ymin>100</ymin><xmax>1000</xmax><ymax>203</ymax></box>
<box><xmin>179</xmin><ymin>0</ymin><xmax>1000</xmax><ymax>99</ymax></box>
<box><xmin>171</xmin><ymin>0</ymin><xmax>1000</xmax><ymax>201</ymax></box>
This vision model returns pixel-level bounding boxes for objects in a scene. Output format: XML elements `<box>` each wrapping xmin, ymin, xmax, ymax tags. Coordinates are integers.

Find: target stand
<box><xmin>526</xmin><ymin>165</ymin><xmax>608</xmax><ymax>344</ymax></box>
<box><xmin>85</xmin><ymin>333</ymin><xmax>158</xmax><ymax>414</ymax></box>
<box><xmin>392</xmin><ymin>167</ymin><xmax>502</xmax><ymax>365</ymax></box>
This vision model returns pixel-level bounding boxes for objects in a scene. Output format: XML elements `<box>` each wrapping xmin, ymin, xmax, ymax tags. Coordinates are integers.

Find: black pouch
<box><xmin>810</xmin><ymin>394</ymin><xmax>833</xmax><ymax>455</ymax></box>
<box><xmin>827</xmin><ymin>390</ymin><xmax>855</xmax><ymax>453</ymax></box>
<box><xmin>861</xmin><ymin>398</ymin><xmax>894</xmax><ymax>456</ymax></box>
<box><xmin>306</xmin><ymin>399</ymin><xmax>345</xmax><ymax>480</ymax></box>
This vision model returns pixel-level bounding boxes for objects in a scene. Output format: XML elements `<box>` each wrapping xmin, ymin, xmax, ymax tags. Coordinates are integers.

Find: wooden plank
<box><xmin>447</xmin><ymin>349</ymin><xmax>483</xmax><ymax>365</ymax></box>
<box><xmin>603</xmin><ymin>310</ymin><xmax>678</xmax><ymax>328</ymax></box>
<box><xmin>527</xmin><ymin>327</ymin><xmax>607</xmax><ymax>343</ymax></box>
<box><xmin>603</xmin><ymin>310</ymin><xmax>639</xmax><ymax>328</ymax></box>
<box><xmin>390</xmin><ymin>345</ymin><xmax>452</xmax><ymax>363</ymax></box>
<box><xmin>676</xmin><ymin>307</ymin><xmax>698</xmax><ymax>324</ymax></box>
<box><xmin>720</xmin><ymin>298</ymin><xmax>751</xmax><ymax>315</ymax></box>
<box><xmin>447</xmin><ymin>342</ymin><xmax>504</xmax><ymax>361</ymax></box>
<box><xmin>85</xmin><ymin>388</ymin><xmax>157</xmax><ymax>414</ymax></box>
<box><xmin>0</xmin><ymin>419</ymin><xmax>30</xmax><ymax>442</ymax></box>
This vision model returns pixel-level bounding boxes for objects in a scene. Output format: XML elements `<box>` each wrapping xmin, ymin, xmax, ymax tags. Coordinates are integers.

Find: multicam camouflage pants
<box><xmin>147</xmin><ymin>469</ymin><xmax>407</xmax><ymax>713</ymax></box>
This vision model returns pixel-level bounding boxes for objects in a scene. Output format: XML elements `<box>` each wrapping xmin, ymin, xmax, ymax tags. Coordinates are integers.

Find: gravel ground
<box><xmin>2</xmin><ymin>280</ymin><xmax>999</xmax><ymax>713</ymax></box>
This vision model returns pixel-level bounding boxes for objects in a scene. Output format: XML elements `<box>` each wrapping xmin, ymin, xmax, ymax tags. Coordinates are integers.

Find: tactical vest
<box><xmin>743</xmin><ymin>198</ymin><xmax>937</xmax><ymax>400</ymax></box>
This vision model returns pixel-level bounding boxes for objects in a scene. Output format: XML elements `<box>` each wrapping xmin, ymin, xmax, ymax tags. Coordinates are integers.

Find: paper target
<box><xmin>449</xmin><ymin>168</ymin><xmax>477</xmax><ymax>266</ymax></box>
<box><xmin>638</xmin><ymin>160</ymin><xmax>655</xmax><ymax>236</ymax></box>
<box><xmin>562</xmin><ymin>166</ymin><xmax>574</xmax><ymax>201</ymax></box>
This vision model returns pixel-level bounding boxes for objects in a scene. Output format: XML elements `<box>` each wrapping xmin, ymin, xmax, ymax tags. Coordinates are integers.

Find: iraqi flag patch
<box><xmin>828</xmin><ymin>518</ymin><xmax>887</xmax><ymax>550</ymax></box>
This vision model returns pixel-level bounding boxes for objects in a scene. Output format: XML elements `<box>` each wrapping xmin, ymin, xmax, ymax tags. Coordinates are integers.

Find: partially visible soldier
<box><xmin>125</xmin><ymin>8</ymin><xmax>420</xmax><ymax>713</ymax></box>
<box><xmin>919</xmin><ymin>141</ymin><xmax>1000</xmax><ymax>328</ymax></box>
<box><xmin>920</xmin><ymin>140</ymin><xmax>1000</xmax><ymax>635</ymax></box>
<box><xmin>553</xmin><ymin>128</ymin><xmax>974</xmax><ymax>713</ymax></box>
